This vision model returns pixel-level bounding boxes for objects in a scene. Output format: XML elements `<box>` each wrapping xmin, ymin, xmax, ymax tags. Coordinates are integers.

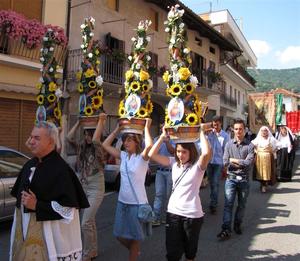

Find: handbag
<box><xmin>125</xmin><ymin>161</ymin><xmax>154</xmax><ymax>223</ymax></box>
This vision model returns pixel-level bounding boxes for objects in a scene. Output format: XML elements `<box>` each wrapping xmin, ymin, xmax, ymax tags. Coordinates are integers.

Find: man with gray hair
<box><xmin>10</xmin><ymin>121</ymin><xmax>89</xmax><ymax>261</ymax></box>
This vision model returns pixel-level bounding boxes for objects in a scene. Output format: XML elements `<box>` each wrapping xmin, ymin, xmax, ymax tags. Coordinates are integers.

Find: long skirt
<box><xmin>276</xmin><ymin>148</ymin><xmax>294</xmax><ymax>181</ymax></box>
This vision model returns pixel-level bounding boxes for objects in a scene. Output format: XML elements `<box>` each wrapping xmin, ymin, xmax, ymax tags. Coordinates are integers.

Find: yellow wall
<box><xmin>43</xmin><ymin>0</ymin><xmax>67</xmax><ymax>29</ymax></box>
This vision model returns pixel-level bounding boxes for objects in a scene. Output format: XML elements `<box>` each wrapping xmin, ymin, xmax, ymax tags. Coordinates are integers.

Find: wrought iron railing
<box><xmin>0</xmin><ymin>33</ymin><xmax>66</xmax><ymax>66</ymax></box>
<box><xmin>220</xmin><ymin>92</ymin><xmax>237</xmax><ymax>108</ymax></box>
<box><xmin>227</xmin><ymin>60</ymin><xmax>256</xmax><ymax>86</ymax></box>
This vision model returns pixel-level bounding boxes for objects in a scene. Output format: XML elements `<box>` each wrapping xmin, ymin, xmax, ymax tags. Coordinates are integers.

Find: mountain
<box><xmin>248</xmin><ymin>67</ymin><xmax>300</xmax><ymax>93</ymax></box>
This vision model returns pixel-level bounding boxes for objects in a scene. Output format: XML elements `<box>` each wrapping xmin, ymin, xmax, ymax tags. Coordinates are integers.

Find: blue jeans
<box><xmin>222</xmin><ymin>178</ymin><xmax>250</xmax><ymax>231</ymax></box>
<box><xmin>206</xmin><ymin>163</ymin><xmax>222</xmax><ymax>208</ymax></box>
<box><xmin>153</xmin><ymin>169</ymin><xmax>172</xmax><ymax>220</ymax></box>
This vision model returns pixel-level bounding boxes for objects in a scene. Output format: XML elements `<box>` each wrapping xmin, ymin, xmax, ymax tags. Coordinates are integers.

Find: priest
<box><xmin>9</xmin><ymin>121</ymin><xmax>90</xmax><ymax>261</ymax></box>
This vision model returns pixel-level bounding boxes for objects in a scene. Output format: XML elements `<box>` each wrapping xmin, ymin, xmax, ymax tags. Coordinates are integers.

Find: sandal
<box><xmin>217</xmin><ymin>230</ymin><xmax>231</xmax><ymax>240</ymax></box>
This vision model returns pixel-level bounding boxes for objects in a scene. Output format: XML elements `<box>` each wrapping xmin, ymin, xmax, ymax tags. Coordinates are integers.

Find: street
<box><xmin>1</xmin><ymin>151</ymin><xmax>299</xmax><ymax>260</ymax></box>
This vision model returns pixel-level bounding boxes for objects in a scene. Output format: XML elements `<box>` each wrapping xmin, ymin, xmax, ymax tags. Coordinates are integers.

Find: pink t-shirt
<box><xmin>167</xmin><ymin>158</ymin><xmax>205</xmax><ymax>218</ymax></box>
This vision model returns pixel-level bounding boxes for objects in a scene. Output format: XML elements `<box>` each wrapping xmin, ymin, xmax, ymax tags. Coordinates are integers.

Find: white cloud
<box><xmin>248</xmin><ymin>40</ymin><xmax>271</xmax><ymax>58</ymax></box>
<box><xmin>275</xmin><ymin>46</ymin><xmax>300</xmax><ymax>64</ymax></box>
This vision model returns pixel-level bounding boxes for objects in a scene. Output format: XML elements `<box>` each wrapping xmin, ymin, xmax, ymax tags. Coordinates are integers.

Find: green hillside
<box><xmin>248</xmin><ymin>67</ymin><xmax>300</xmax><ymax>93</ymax></box>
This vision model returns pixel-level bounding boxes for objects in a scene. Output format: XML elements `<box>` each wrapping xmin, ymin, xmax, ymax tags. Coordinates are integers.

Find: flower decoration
<box><xmin>163</xmin><ymin>5</ymin><xmax>206</xmax><ymax>127</ymax></box>
<box><xmin>118</xmin><ymin>20</ymin><xmax>153</xmax><ymax>118</ymax></box>
<box><xmin>77</xmin><ymin>17</ymin><xmax>104</xmax><ymax>117</ymax></box>
<box><xmin>0</xmin><ymin>10</ymin><xmax>67</xmax><ymax>49</ymax></box>
<box><xmin>35</xmin><ymin>28</ymin><xmax>63</xmax><ymax>127</ymax></box>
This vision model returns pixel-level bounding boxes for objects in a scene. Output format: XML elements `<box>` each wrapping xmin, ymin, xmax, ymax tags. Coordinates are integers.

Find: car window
<box><xmin>0</xmin><ymin>150</ymin><xmax>28</xmax><ymax>178</ymax></box>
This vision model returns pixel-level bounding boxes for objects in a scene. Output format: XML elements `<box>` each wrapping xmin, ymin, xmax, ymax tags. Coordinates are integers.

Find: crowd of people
<box><xmin>9</xmin><ymin>114</ymin><xmax>298</xmax><ymax>261</ymax></box>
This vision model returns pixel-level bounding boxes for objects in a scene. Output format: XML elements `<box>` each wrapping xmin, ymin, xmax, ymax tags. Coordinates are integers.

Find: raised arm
<box><xmin>102</xmin><ymin>125</ymin><xmax>121</xmax><ymax>160</ymax></box>
<box><xmin>141</xmin><ymin>118</ymin><xmax>153</xmax><ymax>160</ymax></box>
<box><xmin>148</xmin><ymin>127</ymin><xmax>171</xmax><ymax>166</ymax></box>
<box><xmin>66</xmin><ymin>120</ymin><xmax>80</xmax><ymax>145</ymax></box>
<box><xmin>92</xmin><ymin>113</ymin><xmax>107</xmax><ymax>144</ymax></box>
<box><xmin>197</xmin><ymin>123</ymin><xmax>212</xmax><ymax>170</ymax></box>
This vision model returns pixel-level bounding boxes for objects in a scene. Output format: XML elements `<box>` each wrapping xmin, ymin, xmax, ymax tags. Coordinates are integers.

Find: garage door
<box><xmin>0</xmin><ymin>97</ymin><xmax>36</xmax><ymax>154</ymax></box>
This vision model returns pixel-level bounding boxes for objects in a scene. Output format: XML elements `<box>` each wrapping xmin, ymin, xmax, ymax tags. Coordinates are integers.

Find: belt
<box><xmin>227</xmin><ymin>174</ymin><xmax>248</xmax><ymax>181</ymax></box>
<box><xmin>158</xmin><ymin>167</ymin><xmax>171</xmax><ymax>172</ymax></box>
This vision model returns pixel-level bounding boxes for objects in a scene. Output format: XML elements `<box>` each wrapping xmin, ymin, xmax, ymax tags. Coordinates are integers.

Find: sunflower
<box><xmin>92</xmin><ymin>96</ymin><xmax>102</xmax><ymax>109</ymax></box>
<box><xmin>88</xmin><ymin>80</ymin><xmax>97</xmax><ymax>89</ymax></box>
<box><xmin>84</xmin><ymin>106</ymin><xmax>93</xmax><ymax>116</ymax></box>
<box><xmin>165</xmin><ymin>88</ymin><xmax>172</xmax><ymax>97</ymax></box>
<box><xmin>97</xmin><ymin>89</ymin><xmax>103</xmax><ymax>97</ymax></box>
<box><xmin>76</xmin><ymin>71</ymin><xmax>82</xmax><ymax>81</ymax></box>
<box><xmin>36</xmin><ymin>95</ymin><xmax>44</xmax><ymax>105</ymax></box>
<box><xmin>146</xmin><ymin>101</ymin><xmax>153</xmax><ymax>113</ymax></box>
<box><xmin>49</xmin><ymin>82</ymin><xmax>57</xmax><ymax>92</ymax></box>
<box><xmin>54</xmin><ymin>107</ymin><xmax>62</xmax><ymax>119</ymax></box>
<box><xmin>165</xmin><ymin>114</ymin><xmax>172</xmax><ymax>126</ymax></box>
<box><xmin>186</xmin><ymin>113</ymin><xmax>198</xmax><ymax>126</ymax></box>
<box><xmin>178</xmin><ymin>67</ymin><xmax>191</xmax><ymax>81</ymax></box>
<box><xmin>130</xmin><ymin>81</ymin><xmax>141</xmax><ymax>92</ymax></box>
<box><xmin>185</xmin><ymin>83</ymin><xmax>195</xmax><ymax>94</ymax></box>
<box><xmin>170</xmin><ymin>84</ymin><xmax>182</xmax><ymax>96</ymax></box>
<box><xmin>138</xmin><ymin>107</ymin><xmax>147</xmax><ymax>118</ymax></box>
<box><xmin>47</xmin><ymin>94</ymin><xmax>56</xmax><ymax>103</ymax></box>
<box><xmin>163</xmin><ymin>71</ymin><xmax>170</xmax><ymax>84</ymax></box>
<box><xmin>125</xmin><ymin>70</ymin><xmax>134</xmax><ymax>81</ymax></box>
<box><xmin>84</xmin><ymin>68</ymin><xmax>96</xmax><ymax>78</ymax></box>
<box><xmin>140</xmin><ymin>70</ymin><xmax>150</xmax><ymax>81</ymax></box>
<box><xmin>118</xmin><ymin>105</ymin><xmax>126</xmax><ymax>117</ymax></box>
<box><xmin>142</xmin><ymin>83</ymin><xmax>150</xmax><ymax>92</ymax></box>
<box><xmin>36</xmin><ymin>83</ymin><xmax>42</xmax><ymax>90</ymax></box>
<box><xmin>77</xmin><ymin>83</ymin><xmax>84</xmax><ymax>93</ymax></box>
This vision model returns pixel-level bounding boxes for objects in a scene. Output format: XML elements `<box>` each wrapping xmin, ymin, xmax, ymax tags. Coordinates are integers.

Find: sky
<box><xmin>181</xmin><ymin>0</ymin><xmax>300</xmax><ymax>69</ymax></box>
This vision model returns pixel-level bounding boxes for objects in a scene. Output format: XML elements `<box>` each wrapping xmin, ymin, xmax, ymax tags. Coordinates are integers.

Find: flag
<box><xmin>275</xmin><ymin>93</ymin><xmax>283</xmax><ymax>125</ymax></box>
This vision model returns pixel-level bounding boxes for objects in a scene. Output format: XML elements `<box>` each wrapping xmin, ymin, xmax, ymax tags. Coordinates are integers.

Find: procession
<box><xmin>0</xmin><ymin>1</ymin><xmax>300</xmax><ymax>261</ymax></box>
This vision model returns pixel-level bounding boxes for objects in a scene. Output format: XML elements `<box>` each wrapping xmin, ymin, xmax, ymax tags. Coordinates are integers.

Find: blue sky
<box><xmin>181</xmin><ymin>0</ymin><xmax>300</xmax><ymax>69</ymax></box>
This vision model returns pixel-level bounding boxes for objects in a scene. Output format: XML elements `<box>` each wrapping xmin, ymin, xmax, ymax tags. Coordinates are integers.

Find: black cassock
<box><xmin>11</xmin><ymin>150</ymin><xmax>89</xmax><ymax>221</ymax></box>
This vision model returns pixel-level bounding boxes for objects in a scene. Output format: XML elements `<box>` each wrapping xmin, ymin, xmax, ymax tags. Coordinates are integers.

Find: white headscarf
<box><xmin>275</xmin><ymin>126</ymin><xmax>294</xmax><ymax>153</ymax></box>
<box><xmin>251</xmin><ymin>126</ymin><xmax>278</xmax><ymax>151</ymax></box>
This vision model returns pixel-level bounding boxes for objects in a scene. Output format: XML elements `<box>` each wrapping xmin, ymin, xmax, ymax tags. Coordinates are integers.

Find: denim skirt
<box><xmin>113</xmin><ymin>201</ymin><xmax>148</xmax><ymax>240</ymax></box>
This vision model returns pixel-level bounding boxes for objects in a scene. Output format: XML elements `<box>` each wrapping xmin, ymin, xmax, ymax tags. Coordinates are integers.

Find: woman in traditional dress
<box><xmin>102</xmin><ymin>118</ymin><xmax>152</xmax><ymax>261</ymax></box>
<box><xmin>148</xmin><ymin>124</ymin><xmax>212</xmax><ymax>261</ymax></box>
<box><xmin>251</xmin><ymin>126</ymin><xmax>279</xmax><ymax>193</ymax></box>
<box><xmin>275</xmin><ymin>126</ymin><xmax>296</xmax><ymax>182</ymax></box>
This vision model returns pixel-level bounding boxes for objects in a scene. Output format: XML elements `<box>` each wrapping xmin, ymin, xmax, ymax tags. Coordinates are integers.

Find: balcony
<box><xmin>67</xmin><ymin>48</ymin><xmax>125</xmax><ymax>85</ymax></box>
<box><xmin>227</xmin><ymin>59</ymin><xmax>256</xmax><ymax>86</ymax></box>
<box><xmin>0</xmin><ymin>33</ymin><xmax>66</xmax><ymax>66</ymax></box>
<box><xmin>220</xmin><ymin>92</ymin><xmax>237</xmax><ymax>109</ymax></box>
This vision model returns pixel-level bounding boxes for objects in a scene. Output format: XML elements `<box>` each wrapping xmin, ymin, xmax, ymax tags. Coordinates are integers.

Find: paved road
<box><xmin>1</xmin><ymin>151</ymin><xmax>300</xmax><ymax>260</ymax></box>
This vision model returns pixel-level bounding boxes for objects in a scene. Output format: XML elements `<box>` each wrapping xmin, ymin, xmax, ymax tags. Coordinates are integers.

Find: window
<box><xmin>230</xmin><ymin>85</ymin><xmax>232</xmax><ymax>98</ymax></box>
<box><xmin>191</xmin><ymin>52</ymin><xmax>205</xmax><ymax>85</ymax></box>
<box><xmin>209</xmin><ymin>46</ymin><xmax>215</xmax><ymax>54</ymax></box>
<box><xmin>0</xmin><ymin>0</ymin><xmax>43</xmax><ymax>21</ymax></box>
<box><xmin>208</xmin><ymin>60</ymin><xmax>216</xmax><ymax>72</ymax></box>
<box><xmin>149</xmin><ymin>9</ymin><xmax>159</xmax><ymax>31</ymax></box>
<box><xmin>238</xmin><ymin>90</ymin><xmax>240</xmax><ymax>105</ymax></box>
<box><xmin>149</xmin><ymin>52</ymin><xmax>158</xmax><ymax>91</ymax></box>
<box><xmin>107</xmin><ymin>0</ymin><xmax>119</xmax><ymax>11</ymax></box>
<box><xmin>234</xmin><ymin>89</ymin><xmax>237</xmax><ymax>101</ymax></box>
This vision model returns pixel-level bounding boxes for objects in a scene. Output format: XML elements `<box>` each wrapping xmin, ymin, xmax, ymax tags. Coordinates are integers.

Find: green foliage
<box><xmin>248</xmin><ymin>68</ymin><xmax>300</xmax><ymax>93</ymax></box>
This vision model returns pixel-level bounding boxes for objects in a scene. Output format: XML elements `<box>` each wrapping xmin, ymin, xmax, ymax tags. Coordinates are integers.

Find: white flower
<box><xmin>43</xmin><ymin>37</ymin><xmax>48</xmax><ymax>42</ymax></box>
<box><xmin>49</xmin><ymin>67</ymin><xmax>54</xmax><ymax>72</ymax></box>
<box><xmin>80</xmin><ymin>44</ymin><xmax>85</xmax><ymax>49</ymax></box>
<box><xmin>80</xmin><ymin>24</ymin><xmax>85</xmax><ymax>29</ymax></box>
<box><xmin>146</xmin><ymin>55</ymin><xmax>151</xmax><ymax>61</ymax></box>
<box><xmin>173</xmin><ymin>73</ymin><xmax>180</xmax><ymax>83</ymax></box>
<box><xmin>40</xmin><ymin>77</ymin><xmax>44</xmax><ymax>83</ymax></box>
<box><xmin>179</xmin><ymin>23</ymin><xmax>185</xmax><ymax>29</ymax></box>
<box><xmin>170</xmin><ymin>38</ymin><xmax>176</xmax><ymax>44</ymax></box>
<box><xmin>137</xmin><ymin>37</ymin><xmax>144</xmax><ymax>46</ymax></box>
<box><xmin>43</xmin><ymin>48</ymin><xmax>48</xmax><ymax>54</ymax></box>
<box><xmin>148</xmin><ymin>79</ymin><xmax>153</xmax><ymax>88</ymax></box>
<box><xmin>47</xmin><ymin>28</ymin><xmax>53</xmax><ymax>32</ymax></box>
<box><xmin>178</xmin><ymin>9</ymin><xmax>185</xmax><ymax>17</ymax></box>
<box><xmin>134</xmin><ymin>71</ymin><xmax>140</xmax><ymax>78</ymax></box>
<box><xmin>146</xmin><ymin>36</ymin><xmax>151</xmax><ymax>42</ymax></box>
<box><xmin>90</xmin><ymin>17</ymin><xmax>95</xmax><ymax>25</ymax></box>
<box><xmin>88</xmin><ymin>53</ymin><xmax>93</xmax><ymax>58</ymax></box>
<box><xmin>55</xmin><ymin>88</ymin><xmax>63</xmax><ymax>98</ymax></box>
<box><xmin>89</xmin><ymin>32</ymin><xmax>94</xmax><ymax>37</ymax></box>
<box><xmin>96</xmin><ymin>75</ymin><xmax>103</xmax><ymax>86</ymax></box>
<box><xmin>131</xmin><ymin>37</ymin><xmax>136</xmax><ymax>42</ymax></box>
<box><xmin>49</xmin><ymin>47</ymin><xmax>54</xmax><ymax>52</ymax></box>
<box><xmin>136</xmin><ymin>44</ymin><xmax>141</xmax><ymax>49</ymax></box>
<box><xmin>171</xmin><ymin>64</ymin><xmax>178</xmax><ymax>72</ymax></box>
<box><xmin>183</xmin><ymin>48</ymin><xmax>190</xmax><ymax>54</ymax></box>
<box><xmin>189</xmin><ymin>75</ymin><xmax>199</xmax><ymax>86</ymax></box>
<box><xmin>40</xmin><ymin>48</ymin><xmax>43</xmax><ymax>52</ymax></box>
<box><xmin>128</xmin><ymin>56</ymin><xmax>133</xmax><ymax>61</ymax></box>
<box><xmin>165</xmin><ymin>27</ymin><xmax>170</xmax><ymax>33</ymax></box>
<box><xmin>136</xmin><ymin>63</ymin><xmax>141</xmax><ymax>70</ymax></box>
<box><xmin>40</xmin><ymin>57</ymin><xmax>45</xmax><ymax>62</ymax></box>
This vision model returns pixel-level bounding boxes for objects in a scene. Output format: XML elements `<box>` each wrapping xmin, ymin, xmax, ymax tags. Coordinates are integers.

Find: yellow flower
<box><xmin>146</xmin><ymin>101</ymin><xmax>153</xmax><ymax>113</ymax></box>
<box><xmin>36</xmin><ymin>83</ymin><xmax>42</xmax><ymax>90</ymax></box>
<box><xmin>142</xmin><ymin>83</ymin><xmax>150</xmax><ymax>92</ymax></box>
<box><xmin>125</xmin><ymin>70</ymin><xmax>134</xmax><ymax>81</ymax></box>
<box><xmin>76</xmin><ymin>71</ymin><xmax>82</xmax><ymax>81</ymax></box>
<box><xmin>84</xmin><ymin>106</ymin><xmax>93</xmax><ymax>116</ymax></box>
<box><xmin>97</xmin><ymin>89</ymin><xmax>103</xmax><ymax>97</ymax></box>
<box><xmin>92</xmin><ymin>96</ymin><xmax>102</xmax><ymax>109</ymax></box>
<box><xmin>77</xmin><ymin>83</ymin><xmax>84</xmax><ymax>93</ymax></box>
<box><xmin>163</xmin><ymin>71</ymin><xmax>170</xmax><ymax>84</ymax></box>
<box><xmin>165</xmin><ymin>114</ymin><xmax>171</xmax><ymax>126</ymax></box>
<box><xmin>95</xmin><ymin>49</ymin><xmax>100</xmax><ymax>55</ymax></box>
<box><xmin>47</xmin><ymin>94</ymin><xmax>56</xmax><ymax>103</ymax></box>
<box><xmin>84</xmin><ymin>68</ymin><xmax>96</xmax><ymax>78</ymax></box>
<box><xmin>186</xmin><ymin>113</ymin><xmax>198</xmax><ymax>126</ymax></box>
<box><xmin>130</xmin><ymin>81</ymin><xmax>141</xmax><ymax>92</ymax></box>
<box><xmin>36</xmin><ymin>95</ymin><xmax>44</xmax><ymax>105</ymax></box>
<box><xmin>140</xmin><ymin>70</ymin><xmax>150</xmax><ymax>81</ymax></box>
<box><xmin>49</xmin><ymin>82</ymin><xmax>57</xmax><ymax>92</ymax></box>
<box><xmin>185</xmin><ymin>83</ymin><xmax>195</xmax><ymax>94</ymax></box>
<box><xmin>170</xmin><ymin>84</ymin><xmax>182</xmax><ymax>96</ymax></box>
<box><xmin>178</xmin><ymin>67</ymin><xmax>191</xmax><ymax>81</ymax></box>
<box><xmin>54</xmin><ymin>107</ymin><xmax>62</xmax><ymax>119</ymax></box>
<box><xmin>187</xmin><ymin>58</ymin><xmax>192</xmax><ymax>64</ymax></box>
<box><xmin>88</xmin><ymin>80</ymin><xmax>97</xmax><ymax>89</ymax></box>
<box><xmin>118</xmin><ymin>103</ymin><xmax>126</xmax><ymax>117</ymax></box>
<box><xmin>166</xmin><ymin>88</ymin><xmax>172</xmax><ymax>97</ymax></box>
<box><xmin>138</xmin><ymin>107</ymin><xmax>147</xmax><ymax>118</ymax></box>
